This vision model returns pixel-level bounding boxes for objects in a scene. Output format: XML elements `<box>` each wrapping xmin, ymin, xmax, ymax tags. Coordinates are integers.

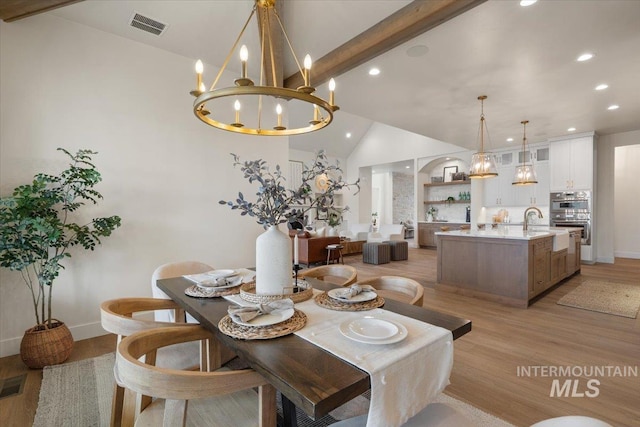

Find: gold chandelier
<box><xmin>191</xmin><ymin>0</ymin><xmax>338</xmax><ymax>136</ymax></box>
<box><xmin>512</xmin><ymin>120</ymin><xmax>538</xmax><ymax>185</ymax></box>
<box><xmin>469</xmin><ymin>95</ymin><xmax>498</xmax><ymax>178</ymax></box>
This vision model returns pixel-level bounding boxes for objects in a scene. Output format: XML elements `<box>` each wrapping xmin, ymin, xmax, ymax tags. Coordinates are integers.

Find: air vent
<box><xmin>129</xmin><ymin>12</ymin><xmax>167</xmax><ymax>36</ymax></box>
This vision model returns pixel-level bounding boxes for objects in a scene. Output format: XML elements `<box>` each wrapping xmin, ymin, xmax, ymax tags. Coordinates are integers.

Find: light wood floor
<box><xmin>1</xmin><ymin>250</ymin><xmax>638</xmax><ymax>427</ymax></box>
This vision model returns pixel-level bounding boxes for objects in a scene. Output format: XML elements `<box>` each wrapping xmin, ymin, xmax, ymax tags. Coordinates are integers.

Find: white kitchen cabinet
<box><xmin>483</xmin><ymin>164</ymin><xmax>515</xmax><ymax>206</ymax></box>
<box><xmin>512</xmin><ymin>159</ymin><xmax>550</xmax><ymax>207</ymax></box>
<box><xmin>549</xmin><ymin>134</ymin><xmax>594</xmax><ymax>191</ymax></box>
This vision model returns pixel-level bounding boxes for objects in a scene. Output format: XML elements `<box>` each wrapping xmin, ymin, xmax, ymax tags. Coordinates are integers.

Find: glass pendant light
<box><xmin>469</xmin><ymin>95</ymin><xmax>498</xmax><ymax>179</ymax></box>
<box><xmin>512</xmin><ymin>120</ymin><xmax>538</xmax><ymax>185</ymax></box>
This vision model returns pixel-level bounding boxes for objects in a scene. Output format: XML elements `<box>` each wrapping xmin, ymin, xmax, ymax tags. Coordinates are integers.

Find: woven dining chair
<box><xmin>115</xmin><ymin>325</ymin><xmax>276</xmax><ymax>427</ymax></box>
<box><xmin>101</xmin><ymin>298</ymin><xmax>227</xmax><ymax>427</ymax></box>
<box><xmin>299</xmin><ymin>264</ymin><xmax>358</xmax><ymax>286</ymax></box>
<box><xmin>355</xmin><ymin>276</ymin><xmax>424</xmax><ymax>306</ymax></box>
<box><xmin>151</xmin><ymin>261</ymin><xmax>214</xmax><ymax>322</ymax></box>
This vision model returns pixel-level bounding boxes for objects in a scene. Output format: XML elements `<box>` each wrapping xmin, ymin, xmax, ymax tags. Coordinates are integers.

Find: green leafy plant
<box><xmin>0</xmin><ymin>148</ymin><xmax>121</xmax><ymax>328</ymax></box>
<box><xmin>220</xmin><ymin>150</ymin><xmax>358</xmax><ymax>228</ymax></box>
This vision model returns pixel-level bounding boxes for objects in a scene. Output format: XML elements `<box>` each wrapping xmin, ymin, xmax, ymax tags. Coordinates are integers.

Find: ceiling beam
<box><xmin>257</xmin><ymin>1</ymin><xmax>284</xmax><ymax>87</ymax></box>
<box><xmin>284</xmin><ymin>0</ymin><xmax>487</xmax><ymax>89</ymax></box>
<box><xmin>0</xmin><ymin>0</ymin><xmax>83</xmax><ymax>22</ymax></box>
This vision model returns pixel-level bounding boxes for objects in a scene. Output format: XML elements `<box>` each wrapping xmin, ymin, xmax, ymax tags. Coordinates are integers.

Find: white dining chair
<box><xmin>330</xmin><ymin>402</ymin><xmax>473</xmax><ymax>426</ymax></box>
<box><xmin>151</xmin><ymin>261</ymin><xmax>214</xmax><ymax>322</ymax></box>
<box><xmin>530</xmin><ymin>416</ymin><xmax>613</xmax><ymax>427</ymax></box>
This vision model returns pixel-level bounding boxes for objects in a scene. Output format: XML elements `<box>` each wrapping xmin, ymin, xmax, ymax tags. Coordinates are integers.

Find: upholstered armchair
<box><xmin>290</xmin><ymin>231</ymin><xmax>340</xmax><ymax>267</ymax></box>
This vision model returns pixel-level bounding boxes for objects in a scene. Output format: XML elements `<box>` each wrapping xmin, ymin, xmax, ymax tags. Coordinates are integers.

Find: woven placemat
<box><xmin>314</xmin><ymin>292</ymin><xmax>385</xmax><ymax>311</ymax></box>
<box><xmin>218</xmin><ymin>309</ymin><xmax>307</xmax><ymax>340</ymax></box>
<box><xmin>185</xmin><ymin>284</ymin><xmax>242</xmax><ymax>298</ymax></box>
<box><xmin>240</xmin><ymin>280</ymin><xmax>313</xmax><ymax>304</ymax></box>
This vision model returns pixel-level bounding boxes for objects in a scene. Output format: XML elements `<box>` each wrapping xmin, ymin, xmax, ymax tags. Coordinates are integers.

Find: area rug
<box><xmin>557</xmin><ymin>280</ymin><xmax>640</xmax><ymax>318</ymax></box>
<box><xmin>35</xmin><ymin>352</ymin><xmax>515</xmax><ymax>426</ymax></box>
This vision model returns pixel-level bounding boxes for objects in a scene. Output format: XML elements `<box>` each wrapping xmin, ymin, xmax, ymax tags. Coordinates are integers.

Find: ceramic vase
<box><xmin>256</xmin><ymin>225</ymin><xmax>292</xmax><ymax>295</ymax></box>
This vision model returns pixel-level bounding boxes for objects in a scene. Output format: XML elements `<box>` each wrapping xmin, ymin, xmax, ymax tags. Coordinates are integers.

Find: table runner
<box><xmin>294</xmin><ymin>294</ymin><xmax>453</xmax><ymax>427</ymax></box>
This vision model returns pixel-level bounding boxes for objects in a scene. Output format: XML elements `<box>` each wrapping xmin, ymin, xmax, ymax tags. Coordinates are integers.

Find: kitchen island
<box><xmin>435</xmin><ymin>228</ymin><xmax>581</xmax><ymax>307</ymax></box>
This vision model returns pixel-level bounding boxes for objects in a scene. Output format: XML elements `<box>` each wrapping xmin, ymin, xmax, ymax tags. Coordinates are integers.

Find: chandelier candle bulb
<box><xmin>329</xmin><ymin>78</ymin><xmax>336</xmax><ymax>106</ymax></box>
<box><xmin>303</xmin><ymin>54</ymin><xmax>312</xmax><ymax>86</ymax></box>
<box><xmin>274</xmin><ymin>104</ymin><xmax>285</xmax><ymax>130</ymax></box>
<box><xmin>195</xmin><ymin>59</ymin><xmax>203</xmax><ymax>87</ymax></box>
<box><xmin>240</xmin><ymin>45</ymin><xmax>248</xmax><ymax>79</ymax></box>
<box><xmin>294</xmin><ymin>234</ymin><xmax>299</xmax><ymax>265</ymax></box>
<box><xmin>232</xmin><ymin>100</ymin><xmax>243</xmax><ymax>127</ymax></box>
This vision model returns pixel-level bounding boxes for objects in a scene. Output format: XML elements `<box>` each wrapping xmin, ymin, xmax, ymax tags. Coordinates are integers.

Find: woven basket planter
<box><xmin>20</xmin><ymin>320</ymin><xmax>74</xmax><ymax>369</ymax></box>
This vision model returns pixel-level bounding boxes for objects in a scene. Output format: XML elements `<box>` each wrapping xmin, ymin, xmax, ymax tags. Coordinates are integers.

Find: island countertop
<box><xmin>435</xmin><ymin>229</ymin><xmax>559</xmax><ymax>241</ymax></box>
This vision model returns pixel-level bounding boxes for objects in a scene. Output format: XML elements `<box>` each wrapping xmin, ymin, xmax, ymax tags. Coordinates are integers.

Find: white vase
<box><xmin>327</xmin><ymin>227</ymin><xmax>338</xmax><ymax>237</ymax></box>
<box><xmin>255</xmin><ymin>225</ymin><xmax>292</xmax><ymax>295</ymax></box>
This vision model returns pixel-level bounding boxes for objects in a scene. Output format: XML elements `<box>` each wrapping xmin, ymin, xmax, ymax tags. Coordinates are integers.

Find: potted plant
<box><xmin>327</xmin><ymin>209</ymin><xmax>343</xmax><ymax>236</ymax></box>
<box><xmin>220</xmin><ymin>150</ymin><xmax>358</xmax><ymax>294</ymax></box>
<box><xmin>0</xmin><ymin>148</ymin><xmax>121</xmax><ymax>368</ymax></box>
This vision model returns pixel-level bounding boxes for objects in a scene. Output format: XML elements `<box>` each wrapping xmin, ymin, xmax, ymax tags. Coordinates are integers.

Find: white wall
<box><xmin>0</xmin><ymin>16</ymin><xmax>288</xmax><ymax>356</ymax></box>
<box><xmin>614</xmin><ymin>145</ymin><xmax>640</xmax><ymax>259</ymax></box>
<box><xmin>596</xmin><ymin>130</ymin><xmax>640</xmax><ymax>262</ymax></box>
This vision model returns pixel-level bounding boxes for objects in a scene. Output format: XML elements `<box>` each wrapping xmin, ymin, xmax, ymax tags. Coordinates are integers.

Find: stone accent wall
<box><xmin>392</xmin><ymin>172</ymin><xmax>414</xmax><ymax>224</ymax></box>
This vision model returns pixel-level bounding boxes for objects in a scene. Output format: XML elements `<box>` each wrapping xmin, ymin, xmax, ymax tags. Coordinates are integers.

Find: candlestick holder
<box><xmin>293</xmin><ymin>264</ymin><xmax>301</xmax><ymax>292</ymax></box>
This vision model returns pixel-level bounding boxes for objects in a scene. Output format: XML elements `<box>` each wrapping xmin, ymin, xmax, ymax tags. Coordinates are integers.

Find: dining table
<box><xmin>157</xmin><ymin>276</ymin><xmax>472</xmax><ymax>427</ymax></box>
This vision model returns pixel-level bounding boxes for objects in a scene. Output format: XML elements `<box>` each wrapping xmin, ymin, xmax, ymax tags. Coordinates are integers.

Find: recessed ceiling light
<box><xmin>520</xmin><ymin>0</ymin><xmax>538</xmax><ymax>6</ymax></box>
<box><xmin>577</xmin><ymin>53</ymin><xmax>594</xmax><ymax>62</ymax></box>
<box><xmin>607</xmin><ymin>104</ymin><xmax>620</xmax><ymax>110</ymax></box>
<box><xmin>368</xmin><ymin>68</ymin><xmax>380</xmax><ymax>76</ymax></box>
<box><xmin>567</xmin><ymin>127</ymin><xmax>576</xmax><ymax>132</ymax></box>
<box><xmin>595</xmin><ymin>83</ymin><xmax>608</xmax><ymax>91</ymax></box>
<box><xmin>405</xmin><ymin>165</ymin><xmax>410</xmax><ymax>169</ymax></box>
<box><xmin>406</xmin><ymin>45</ymin><xmax>429</xmax><ymax>57</ymax></box>
<box><xmin>506</xmin><ymin>137</ymin><xmax>514</xmax><ymax>142</ymax></box>
<box><xmin>445</xmin><ymin>157</ymin><xmax>451</xmax><ymax>161</ymax></box>
<box><xmin>345</xmin><ymin>132</ymin><xmax>352</xmax><ymax>138</ymax></box>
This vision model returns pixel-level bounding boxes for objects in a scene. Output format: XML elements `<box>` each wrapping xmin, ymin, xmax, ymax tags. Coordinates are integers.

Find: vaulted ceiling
<box><xmin>3</xmin><ymin>1</ymin><xmax>640</xmax><ymax>159</ymax></box>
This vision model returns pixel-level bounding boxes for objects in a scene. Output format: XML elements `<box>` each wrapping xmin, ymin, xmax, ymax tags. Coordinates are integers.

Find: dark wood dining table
<box><xmin>157</xmin><ymin>276</ymin><xmax>471</xmax><ymax>427</ymax></box>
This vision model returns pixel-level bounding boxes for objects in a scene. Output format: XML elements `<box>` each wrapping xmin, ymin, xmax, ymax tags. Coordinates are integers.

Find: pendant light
<box><xmin>512</xmin><ymin>120</ymin><xmax>538</xmax><ymax>185</ymax></box>
<box><xmin>469</xmin><ymin>95</ymin><xmax>498</xmax><ymax>179</ymax></box>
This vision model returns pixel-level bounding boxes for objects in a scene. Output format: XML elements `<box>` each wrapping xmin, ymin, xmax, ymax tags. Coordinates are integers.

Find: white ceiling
<box><xmin>50</xmin><ymin>0</ymin><xmax>640</xmax><ymax>159</ymax></box>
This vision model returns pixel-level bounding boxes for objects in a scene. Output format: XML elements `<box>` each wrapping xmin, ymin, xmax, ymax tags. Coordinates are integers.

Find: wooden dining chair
<box><xmin>299</xmin><ymin>264</ymin><xmax>358</xmax><ymax>286</ymax></box>
<box><xmin>355</xmin><ymin>276</ymin><xmax>424</xmax><ymax>306</ymax></box>
<box><xmin>101</xmin><ymin>298</ymin><xmax>227</xmax><ymax>427</ymax></box>
<box><xmin>151</xmin><ymin>261</ymin><xmax>214</xmax><ymax>322</ymax></box>
<box><xmin>115</xmin><ymin>325</ymin><xmax>276</xmax><ymax>427</ymax></box>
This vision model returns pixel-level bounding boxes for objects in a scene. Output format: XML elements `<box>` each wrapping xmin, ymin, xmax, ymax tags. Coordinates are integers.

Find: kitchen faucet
<box><xmin>523</xmin><ymin>207</ymin><xmax>543</xmax><ymax>231</ymax></box>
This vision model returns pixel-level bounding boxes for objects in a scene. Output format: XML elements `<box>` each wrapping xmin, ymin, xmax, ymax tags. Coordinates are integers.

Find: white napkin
<box><xmin>334</xmin><ymin>284</ymin><xmax>376</xmax><ymax>300</ymax></box>
<box><xmin>228</xmin><ymin>298</ymin><xmax>294</xmax><ymax>323</ymax></box>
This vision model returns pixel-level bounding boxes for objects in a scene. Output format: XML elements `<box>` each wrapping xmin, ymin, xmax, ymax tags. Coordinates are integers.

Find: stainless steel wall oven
<box><xmin>549</xmin><ymin>191</ymin><xmax>591</xmax><ymax>245</ymax></box>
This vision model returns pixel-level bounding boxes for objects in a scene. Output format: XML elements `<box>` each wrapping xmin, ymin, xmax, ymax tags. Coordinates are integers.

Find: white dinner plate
<box><xmin>327</xmin><ymin>288</ymin><xmax>377</xmax><ymax>304</ymax></box>
<box><xmin>207</xmin><ymin>269</ymin><xmax>237</xmax><ymax>278</ymax></box>
<box><xmin>339</xmin><ymin>317</ymin><xmax>407</xmax><ymax>345</ymax></box>
<box><xmin>348</xmin><ymin>317</ymin><xmax>399</xmax><ymax>340</ymax></box>
<box><xmin>233</xmin><ymin>308</ymin><xmax>295</xmax><ymax>327</ymax></box>
<box><xmin>196</xmin><ymin>279</ymin><xmax>241</xmax><ymax>290</ymax></box>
